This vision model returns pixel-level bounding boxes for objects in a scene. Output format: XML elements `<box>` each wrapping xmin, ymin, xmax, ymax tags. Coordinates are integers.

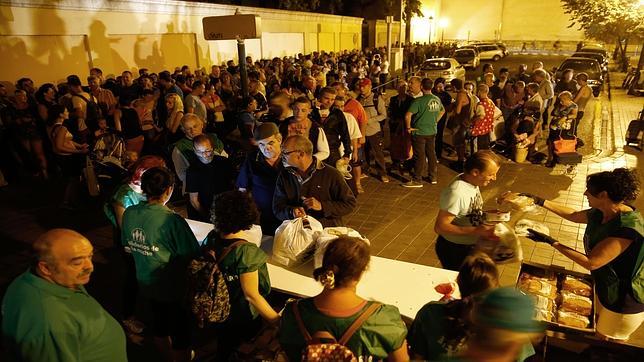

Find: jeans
<box><xmin>435</xmin><ymin>114</ymin><xmax>447</xmax><ymax>158</ymax></box>
<box><xmin>412</xmin><ymin>134</ymin><xmax>437</xmax><ymax>181</ymax></box>
<box><xmin>365</xmin><ymin>132</ymin><xmax>387</xmax><ymax>176</ymax></box>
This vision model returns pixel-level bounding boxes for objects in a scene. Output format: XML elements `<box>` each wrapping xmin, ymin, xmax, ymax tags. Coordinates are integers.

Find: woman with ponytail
<box><xmin>519</xmin><ymin>167</ymin><xmax>644</xmax><ymax>341</ymax></box>
<box><xmin>408</xmin><ymin>252</ymin><xmax>535</xmax><ymax>361</ymax></box>
<box><xmin>278</xmin><ymin>236</ymin><xmax>409</xmax><ymax>361</ymax></box>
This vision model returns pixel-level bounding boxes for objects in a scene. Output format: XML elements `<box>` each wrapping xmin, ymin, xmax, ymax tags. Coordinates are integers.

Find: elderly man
<box><xmin>273</xmin><ymin>135</ymin><xmax>356</xmax><ymax>227</ymax></box>
<box><xmin>186</xmin><ymin>134</ymin><xmax>234</xmax><ymax>222</ymax></box>
<box><xmin>534</xmin><ymin>69</ymin><xmax>554</xmax><ymax>129</ymax></box>
<box><xmin>433</xmin><ymin>151</ymin><xmax>501</xmax><ymax>270</ymax></box>
<box><xmin>2</xmin><ymin>229</ymin><xmax>127</xmax><ymax>361</ymax></box>
<box><xmin>171</xmin><ymin>114</ymin><xmax>226</xmax><ymax>217</ymax></box>
<box><xmin>237</xmin><ymin>123</ymin><xmax>284</xmax><ymax>235</ymax></box>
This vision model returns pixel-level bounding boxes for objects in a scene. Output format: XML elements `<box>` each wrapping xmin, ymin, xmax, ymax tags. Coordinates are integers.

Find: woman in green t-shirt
<box><xmin>278</xmin><ymin>236</ymin><xmax>409</xmax><ymax>361</ymax></box>
<box><xmin>408</xmin><ymin>251</ymin><xmax>536</xmax><ymax>361</ymax></box>
<box><xmin>522</xmin><ymin>168</ymin><xmax>644</xmax><ymax>340</ymax></box>
<box><xmin>103</xmin><ymin>155</ymin><xmax>166</xmax><ymax>335</ymax></box>
<box><xmin>207</xmin><ymin>190</ymin><xmax>279</xmax><ymax>359</ymax></box>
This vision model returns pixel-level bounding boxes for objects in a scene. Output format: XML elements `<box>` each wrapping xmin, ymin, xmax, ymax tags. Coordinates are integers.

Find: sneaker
<box><xmin>380</xmin><ymin>175</ymin><xmax>390</xmax><ymax>183</ymax></box>
<box><xmin>356</xmin><ymin>184</ymin><xmax>365</xmax><ymax>194</ymax></box>
<box><xmin>401</xmin><ymin>180</ymin><xmax>423</xmax><ymax>188</ymax></box>
<box><xmin>122</xmin><ymin>318</ymin><xmax>145</xmax><ymax>334</ymax></box>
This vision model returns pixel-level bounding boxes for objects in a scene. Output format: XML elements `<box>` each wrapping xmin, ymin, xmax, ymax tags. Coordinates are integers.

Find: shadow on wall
<box><xmin>0</xmin><ymin>4</ymin><xmax>91</xmax><ymax>88</ymax></box>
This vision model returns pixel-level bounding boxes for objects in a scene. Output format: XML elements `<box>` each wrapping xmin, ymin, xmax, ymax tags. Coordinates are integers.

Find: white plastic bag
<box><xmin>272</xmin><ymin>216</ymin><xmax>323</xmax><ymax>266</ymax></box>
<box><xmin>477</xmin><ymin>223</ymin><xmax>523</xmax><ymax>264</ymax></box>
<box><xmin>238</xmin><ymin>224</ymin><xmax>263</xmax><ymax>247</ymax></box>
<box><xmin>314</xmin><ymin>227</ymin><xmax>370</xmax><ymax>269</ymax></box>
<box><xmin>514</xmin><ymin>219</ymin><xmax>550</xmax><ymax>237</ymax></box>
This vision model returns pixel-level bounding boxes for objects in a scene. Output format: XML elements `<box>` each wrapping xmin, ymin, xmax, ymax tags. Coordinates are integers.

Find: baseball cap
<box><xmin>474</xmin><ymin>287</ymin><xmax>544</xmax><ymax>334</ymax></box>
<box><xmin>358</xmin><ymin>78</ymin><xmax>371</xmax><ymax>87</ymax></box>
<box><xmin>254</xmin><ymin>122</ymin><xmax>280</xmax><ymax>141</ymax></box>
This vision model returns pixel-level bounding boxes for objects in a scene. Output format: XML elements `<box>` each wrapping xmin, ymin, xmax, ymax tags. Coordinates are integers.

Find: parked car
<box><xmin>416</xmin><ymin>58</ymin><xmax>466</xmax><ymax>83</ymax></box>
<box><xmin>571</xmin><ymin>52</ymin><xmax>608</xmax><ymax>73</ymax></box>
<box><xmin>453</xmin><ymin>48</ymin><xmax>480</xmax><ymax>69</ymax></box>
<box><xmin>472</xmin><ymin>42</ymin><xmax>507</xmax><ymax>56</ymax></box>
<box><xmin>556</xmin><ymin>57</ymin><xmax>603</xmax><ymax>97</ymax></box>
<box><xmin>461</xmin><ymin>44</ymin><xmax>504</xmax><ymax>61</ymax></box>
<box><xmin>580</xmin><ymin>46</ymin><xmax>608</xmax><ymax>61</ymax></box>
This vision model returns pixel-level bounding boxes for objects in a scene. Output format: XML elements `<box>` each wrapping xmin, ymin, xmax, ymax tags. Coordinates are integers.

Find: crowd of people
<box><xmin>1</xmin><ymin>45</ymin><xmax>643</xmax><ymax>362</ymax></box>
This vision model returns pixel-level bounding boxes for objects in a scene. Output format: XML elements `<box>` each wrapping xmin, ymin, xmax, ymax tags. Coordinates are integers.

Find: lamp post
<box><xmin>438</xmin><ymin>18</ymin><xmax>448</xmax><ymax>43</ymax></box>
<box><xmin>428</xmin><ymin>16</ymin><xmax>434</xmax><ymax>44</ymax></box>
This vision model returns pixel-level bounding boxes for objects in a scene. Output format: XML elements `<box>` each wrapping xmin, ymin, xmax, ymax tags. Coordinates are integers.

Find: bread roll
<box><xmin>562</xmin><ymin>276</ymin><xmax>592</xmax><ymax>297</ymax></box>
<box><xmin>557</xmin><ymin>310</ymin><xmax>590</xmax><ymax>329</ymax></box>
<box><xmin>560</xmin><ymin>291</ymin><xmax>592</xmax><ymax>316</ymax></box>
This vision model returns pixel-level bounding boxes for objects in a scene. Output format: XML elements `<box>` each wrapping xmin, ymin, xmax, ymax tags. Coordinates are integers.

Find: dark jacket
<box><xmin>310</xmin><ymin>107</ymin><xmax>352</xmax><ymax>161</ymax></box>
<box><xmin>272</xmin><ymin>159</ymin><xmax>356</xmax><ymax>227</ymax></box>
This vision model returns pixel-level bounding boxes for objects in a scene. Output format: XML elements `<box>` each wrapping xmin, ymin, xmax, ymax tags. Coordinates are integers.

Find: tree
<box><xmin>561</xmin><ymin>0</ymin><xmax>644</xmax><ymax>71</ymax></box>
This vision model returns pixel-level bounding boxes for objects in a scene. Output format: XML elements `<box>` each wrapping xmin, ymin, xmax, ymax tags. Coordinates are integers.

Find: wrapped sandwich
<box><xmin>497</xmin><ymin>191</ymin><xmax>536</xmax><ymax>212</ymax></box>
<box><xmin>559</xmin><ymin>291</ymin><xmax>592</xmax><ymax>316</ymax></box>
<box><xmin>557</xmin><ymin>310</ymin><xmax>590</xmax><ymax>329</ymax></box>
<box><xmin>518</xmin><ymin>275</ymin><xmax>557</xmax><ymax>299</ymax></box>
<box><xmin>562</xmin><ymin>276</ymin><xmax>593</xmax><ymax>297</ymax></box>
<box><xmin>529</xmin><ymin>294</ymin><xmax>555</xmax><ymax>322</ymax></box>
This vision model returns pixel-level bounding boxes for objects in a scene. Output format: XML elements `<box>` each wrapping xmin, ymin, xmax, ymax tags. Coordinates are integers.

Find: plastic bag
<box><xmin>514</xmin><ymin>219</ymin><xmax>550</xmax><ymax>237</ymax></box>
<box><xmin>477</xmin><ymin>222</ymin><xmax>523</xmax><ymax>264</ymax></box>
<box><xmin>238</xmin><ymin>225</ymin><xmax>263</xmax><ymax>247</ymax></box>
<box><xmin>272</xmin><ymin>216</ymin><xmax>323</xmax><ymax>266</ymax></box>
<box><xmin>314</xmin><ymin>227</ymin><xmax>369</xmax><ymax>269</ymax></box>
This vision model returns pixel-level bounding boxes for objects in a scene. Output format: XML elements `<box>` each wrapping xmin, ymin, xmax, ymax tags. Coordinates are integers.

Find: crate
<box><xmin>517</xmin><ymin>261</ymin><xmax>595</xmax><ymax>334</ymax></box>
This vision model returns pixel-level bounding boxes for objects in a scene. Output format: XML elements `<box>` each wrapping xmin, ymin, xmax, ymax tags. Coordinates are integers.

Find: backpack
<box><xmin>73</xmin><ymin>93</ymin><xmax>102</xmax><ymax>132</ymax></box>
<box><xmin>292</xmin><ymin>300</ymin><xmax>382</xmax><ymax>362</ymax></box>
<box><xmin>186</xmin><ymin>239</ymin><xmax>246</xmax><ymax>328</ymax></box>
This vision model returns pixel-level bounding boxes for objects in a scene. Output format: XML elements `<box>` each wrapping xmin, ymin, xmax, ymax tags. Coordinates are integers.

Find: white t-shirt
<box><xmin>338</xmin><ymin>111</ymin><xmax>362</xmax><ymax>156</ymax></box>
<box><xmin>439</xmin><ymin>175</ymin><xmax>484</xmax><ymax>245</ymax></box>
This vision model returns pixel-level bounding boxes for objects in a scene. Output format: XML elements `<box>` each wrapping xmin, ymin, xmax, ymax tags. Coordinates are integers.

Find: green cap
<box><xmin>475</xmin><ymin>287</ymin><xmax>545</xmax><ymax>333</ymax></box>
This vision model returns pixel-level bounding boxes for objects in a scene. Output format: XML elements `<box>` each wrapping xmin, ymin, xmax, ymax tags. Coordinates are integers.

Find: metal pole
<box><xmin>441</xmin><ymin>29</ymin><xmax>444</xmax><ymax>43</ymax></box>
<box><xmin>428</xmin><ymin>17</ymin><xmax>433</xmax><ymax>44</ymax></box>
<box><xmin>386</xmin><ymin>16</ymin><xmax>393</xmax><ymax>63</ymax></box>
<box><xmin>399</xmin><ymin>0</ymin><xmax>404</xmax><ymax>45</ymax></box>
<box><xmin>237</xmin><ymin>37</ymin><xmax>249</xmax><ymax>97</ymax></box>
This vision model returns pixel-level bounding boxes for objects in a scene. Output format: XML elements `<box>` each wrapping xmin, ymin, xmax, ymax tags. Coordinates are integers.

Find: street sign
<box><xmin>202</xmin><ymin>14</ymin><xmax>261</xmax><ymax>40</ymax></box>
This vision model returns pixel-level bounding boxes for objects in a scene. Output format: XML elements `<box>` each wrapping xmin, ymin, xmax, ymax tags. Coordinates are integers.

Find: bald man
<box><xmin>2</xmin><ymin>229</ymin><xmax>127</xmax><ymax>361</ymax></box>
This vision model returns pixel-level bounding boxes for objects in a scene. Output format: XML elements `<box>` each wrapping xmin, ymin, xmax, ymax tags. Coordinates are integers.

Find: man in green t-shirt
<box><xmin>2</xmin><ymin>229</ymin><xmax>127</xmax><ymax>362</ymax></box>
<box><xmin>403</xmin><ymin>77</ymin><xmax>445</xmax><ymax>188</ymax></box>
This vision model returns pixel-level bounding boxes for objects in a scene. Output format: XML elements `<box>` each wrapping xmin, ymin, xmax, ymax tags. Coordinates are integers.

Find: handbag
<box><xmin>553</xmin><ymin>136</ymin><xmax>577</xmax><ymax>154</ymax></box>
<box><xmin>83</xmin><ymin>156</ymin><xmax>100</xmax><ymax>197</ymax></box>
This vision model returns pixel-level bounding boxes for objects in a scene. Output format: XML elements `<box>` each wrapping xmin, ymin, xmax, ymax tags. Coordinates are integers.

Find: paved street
<box><xmin>0</xmin><ymin>63</ymin><xmax>643</xmax><ymax>358</ymax></box>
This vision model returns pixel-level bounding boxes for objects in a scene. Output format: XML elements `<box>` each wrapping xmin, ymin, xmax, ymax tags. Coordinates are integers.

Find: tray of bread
<box><xmin>516</xmin><ymin>262</ymin><xmax>594</xmax><ymax>333</ymax></box>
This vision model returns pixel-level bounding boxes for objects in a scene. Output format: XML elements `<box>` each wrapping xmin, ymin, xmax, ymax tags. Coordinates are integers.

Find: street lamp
<box><xmin>438</xmin><ymin>18</ymin><xmax>448</xmax><ymax>42</ymax></box>
<box><xmin>428</xmin><ymin>16</ymin><xmax>434</xmax><ymax>44</ymax></box>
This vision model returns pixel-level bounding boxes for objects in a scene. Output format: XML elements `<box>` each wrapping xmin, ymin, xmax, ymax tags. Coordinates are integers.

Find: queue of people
<box><xmin>1</xmin><ymin>47</ymin><xmax>643</xmax><ymax>361</ymax></box>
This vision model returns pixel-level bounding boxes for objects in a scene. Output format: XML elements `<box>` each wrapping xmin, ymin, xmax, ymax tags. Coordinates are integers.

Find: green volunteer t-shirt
<box><xmin>278</xmin><ymin>298</ymin><xmax>407</xmax><ymax>361</ymax></box>
<box><xmin>584</xmin><ymin>208</ymin><xmax>644</xmax><ymax>313</ymax></box>
<box><xmin>408</xmin><ymin>93</ymin><xmax>444</xmax><ymax>136</ymax></box>
<box><xmin>104</xmin><ymin>182</ymin><xmax>146</xmax><ymax>227</ymax></box>
<box><xmin>1</xmin><ymin>270</ymin><xmax>127</xmax><ymax>362</ymax></box>
<box><xmin>207</xmin><ymin>233</ymin><xmax>271</xmax><ymax>323</ymax></box>
<box><xmin>173</xmin><ymin>132</ymin><xmax>225</xmax><ymax>163</ymax></box>
<box><xmin>408</xmin><ymin>301</ymin><xmax>535</xmax><ymax>362</ymax></box>
<box><xmin>121</xmin><ymin>202</ymin><xmax>200</xmax><ymax>302</ymax></box>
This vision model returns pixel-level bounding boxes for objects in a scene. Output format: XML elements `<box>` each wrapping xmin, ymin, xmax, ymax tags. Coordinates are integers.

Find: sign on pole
<box><xmin>202</xmin><ymin>14</ymin><xmax>261</xmax><ymax>40</ymax></box>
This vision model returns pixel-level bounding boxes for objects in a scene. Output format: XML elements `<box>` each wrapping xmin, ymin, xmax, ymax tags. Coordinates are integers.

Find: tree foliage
<box><xmin>561</xmin><ymin>0</ymin><xmax>643</xmax><ymax>69</ymax></box>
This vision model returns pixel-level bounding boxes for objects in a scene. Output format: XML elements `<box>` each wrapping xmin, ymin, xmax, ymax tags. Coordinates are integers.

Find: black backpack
<box><xmin>73</xmin><ymin>93</ymin><xmax>102</xmax><ymax>132</ymax></box>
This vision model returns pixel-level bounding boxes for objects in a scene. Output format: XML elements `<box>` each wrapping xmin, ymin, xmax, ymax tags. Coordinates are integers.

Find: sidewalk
<box><xmin>346</xmin><ymin>71</ymin><xmax>644</xmax><ymax>346</ymax></box>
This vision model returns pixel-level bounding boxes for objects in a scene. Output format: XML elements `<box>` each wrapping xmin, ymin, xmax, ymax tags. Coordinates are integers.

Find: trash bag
<box><xmin>272</xmin><ymin>216</ymin><xmax>323</xmax><ymax>266</ymax></box>
<box><xmin>314</xmin><ymin>227</ymin><xmax>369</xmax><ymax>269</ymax></box>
